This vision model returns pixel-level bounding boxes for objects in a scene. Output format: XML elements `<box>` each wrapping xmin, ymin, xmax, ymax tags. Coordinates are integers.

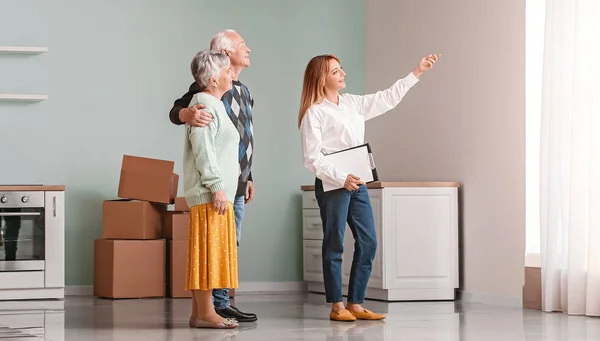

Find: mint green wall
<box><xmin>0</xmin><ymin>0</ymin><xmax>365</xmax><ymax>285</ymax></box>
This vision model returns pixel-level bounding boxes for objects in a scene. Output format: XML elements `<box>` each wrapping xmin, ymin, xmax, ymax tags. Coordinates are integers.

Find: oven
<box><xmin>0</xmin><ymin>189</ymin><xmax>65</xmax><ymax>300</ymax></box>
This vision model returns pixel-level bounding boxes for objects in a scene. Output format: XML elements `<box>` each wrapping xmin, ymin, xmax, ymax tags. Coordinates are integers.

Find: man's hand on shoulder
<box><xmin>179</xmin><ymin>104</ymin><xmax>214</xmax><ymax>127</ymax></box>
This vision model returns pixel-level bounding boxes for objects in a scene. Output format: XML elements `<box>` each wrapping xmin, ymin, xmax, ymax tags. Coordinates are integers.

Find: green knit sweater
<box><xmin>183</xmin><ymin>92</ymin><xmax>240</xmax><ymax>207</ymax></box>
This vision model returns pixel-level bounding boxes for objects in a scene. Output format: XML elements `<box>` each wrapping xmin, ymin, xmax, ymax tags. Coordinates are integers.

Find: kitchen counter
<box><xmin>300</xmin><ymin>180</ymin><xmax>460</xmax><ymax>301</ymax></box>
<box><xmin>301</xmin><ymin>181</ymin><xmax>460</xmax><ymax>191</ymax></box>
<box><xmin>0</xmin><ymin>185</ymin><xmax>66</xmax><ymax>191</ymax></box>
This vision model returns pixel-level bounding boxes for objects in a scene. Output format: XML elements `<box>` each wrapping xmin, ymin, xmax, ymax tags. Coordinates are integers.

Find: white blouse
<box><xmin>300</xmin><ymin>72</ymin><xmax>419</xmax><ymax>188</ymax></box>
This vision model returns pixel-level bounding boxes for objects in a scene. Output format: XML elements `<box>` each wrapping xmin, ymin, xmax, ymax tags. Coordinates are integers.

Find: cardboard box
<box><xmin>523</xmin><ymin>266</ymin><xmax>542</xmax><ymax>310</ymax></box>
<box><xmin>174</xmin><ymin>197</ymin><xmax>190</xmax><ymax>212</ymax></box>
<box><xmin>168</xmin><ymin>240</ymin><xmax>192</xmax><ymax>298</ymax></box>
<box><xmin>163</xmin><ymin>212</ymin><xmax>189</xmax><ymax>240</ymax></box>
<box><xmin>102</xmin><ymin>200</ymin><xmax>165</xmax><ymax>240</ymax></box>
<box><xmin>94</xmin><ymin>239</ymin><xmax>165</xmax><ymax>299</ymax></box>
<box><xmin>118</xmin><ymin>155</ymin><xmax>179</xmax><ymax>204</ymax></box>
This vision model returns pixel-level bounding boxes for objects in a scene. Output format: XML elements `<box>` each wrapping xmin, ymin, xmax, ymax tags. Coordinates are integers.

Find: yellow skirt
<box><xmin>185</xmin><ymin>202</ymin><xmax>238</xmax><ymax>291</ymax></box>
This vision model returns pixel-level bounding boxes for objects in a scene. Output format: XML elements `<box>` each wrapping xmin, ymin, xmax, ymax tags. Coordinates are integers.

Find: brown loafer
<box><xmin>329</xmin><ymin>309</ymin><xmax>357</xmax><ymax>322</ymax></box>
<box><xmin>348</xmin><ymin>308</ymin><xmax>385</xmax><ymax>320</ymax></box>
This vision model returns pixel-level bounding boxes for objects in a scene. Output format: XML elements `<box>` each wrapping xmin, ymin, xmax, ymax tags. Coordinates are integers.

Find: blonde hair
<box><xmin>298</xmin><ymin>54</ymin><xmax>340</xmax><ymax>128</ymax></box>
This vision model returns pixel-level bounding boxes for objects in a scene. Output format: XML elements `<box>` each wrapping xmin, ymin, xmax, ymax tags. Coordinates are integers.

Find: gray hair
<box><xmin>210</xmin><ymin>29</ymin><xmax>237</xmax><ymax>53</ymax></box>
<box><xmin>190</xmin><ymin>50</ymin><xmax>230</xmax><ymax>89</ymax></box>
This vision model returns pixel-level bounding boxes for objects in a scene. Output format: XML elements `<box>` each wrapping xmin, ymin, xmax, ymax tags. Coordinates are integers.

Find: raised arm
<box><xmin>344</xmin><ymin>72</ymin><xmax>419</xmax><ymax>121</ymax></box>
<box><xmin>300</xmin><ymin>112</ymin><xmax>349</xmax><ymax>188</ymax></box>
<box><xmin>345</xmin><ymin>53</ymin><xmax>440</xmax><ymax>121</ymax></box>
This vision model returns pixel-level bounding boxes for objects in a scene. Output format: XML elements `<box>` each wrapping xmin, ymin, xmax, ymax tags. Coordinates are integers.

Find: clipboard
<box><xmin>322</xmin><ymin>143</ymin><xmax>379</xmax><ymax>192</ymax></box>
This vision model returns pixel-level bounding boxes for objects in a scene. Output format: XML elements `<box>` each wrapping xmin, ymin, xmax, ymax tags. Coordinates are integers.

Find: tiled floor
<box><xmin>0</xmin><ymin>293</ymin><xmax>599</xmax><ymax>340</ymax></box>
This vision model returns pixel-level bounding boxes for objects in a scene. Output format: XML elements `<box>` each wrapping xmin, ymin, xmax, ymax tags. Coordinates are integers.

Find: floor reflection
<box><xmin>0</xmin><ymin>293</ymin><xmax>597</xmax><ymax>340</ymax></box>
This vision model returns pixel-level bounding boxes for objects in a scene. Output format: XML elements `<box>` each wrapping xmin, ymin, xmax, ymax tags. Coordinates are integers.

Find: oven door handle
<box><xmin>0</xmin><ymin>212</ymin><xmax>41</xmax><ymax>216</ymax></box>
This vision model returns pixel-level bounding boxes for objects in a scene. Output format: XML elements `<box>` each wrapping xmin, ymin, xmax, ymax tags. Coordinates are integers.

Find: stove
<box><xmin>0</xmin><ymin>186</ymin><xmax>65</xmax><ymax>300</ymax></box>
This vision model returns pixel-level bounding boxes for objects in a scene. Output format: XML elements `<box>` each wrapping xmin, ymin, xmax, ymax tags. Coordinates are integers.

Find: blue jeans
<box><xmin>213</xmin><ymin>195</ymin><xmax>245</xmax><ymax>310</ymax></box>
<box><xmin>315</xmin><ymin>179</ymin><xmax>377</xmax><ymax>304</ymax></box>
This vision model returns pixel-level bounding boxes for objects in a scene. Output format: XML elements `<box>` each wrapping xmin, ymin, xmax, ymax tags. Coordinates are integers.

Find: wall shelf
<box><xmin>0</xmin><ymin>46</ymin><xmax>48</xmax><ymax>54</ymax></box>
<box><xmin>0</xmin><ymin>94</ymin><xmax>48</xmax><ymax>102</ymax></box>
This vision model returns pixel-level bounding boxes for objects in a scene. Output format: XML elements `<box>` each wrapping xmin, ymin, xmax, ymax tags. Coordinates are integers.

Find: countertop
<box><xmin>301</xmin><ymin>181</ymin><xmax>460</xmax><ymax>191</ymax></box>
<box><xmin>0</xmin><ymin>185</ymin><xmax>66</xmax><ymax>191</ymax></box>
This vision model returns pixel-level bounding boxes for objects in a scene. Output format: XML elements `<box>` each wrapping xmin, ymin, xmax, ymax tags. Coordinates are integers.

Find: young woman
<box><xmin>183</xmin><ymin>50</ymin><xmax>240</xmax><ymax>329</ymax></box>
<box><xmin>299</xmin><ymin>53</ymin><xmax>439</xmax><ymax>321</ymax></box>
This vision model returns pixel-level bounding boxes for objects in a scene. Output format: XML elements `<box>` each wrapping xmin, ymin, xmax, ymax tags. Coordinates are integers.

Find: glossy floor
<box><xmin>0</xmin><ymin>293</ymin><xmax>599</xmax><ymax>340</ymax></box>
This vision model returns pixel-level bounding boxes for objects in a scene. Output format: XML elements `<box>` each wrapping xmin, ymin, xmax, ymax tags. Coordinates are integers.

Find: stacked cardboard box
<box><xmin>93</xmin><ymin>155</ymin><xmax>178</xmax><ymax>299</ymax></box>
<box><xmin>93</xmin><ymin>155</ymin><xmax>236</xmax><ymax>299</ymax></box>
<box><xmin>164</xmin><ymin>198</ymin><xmax>191</xmax><ymax>298</ymax></box>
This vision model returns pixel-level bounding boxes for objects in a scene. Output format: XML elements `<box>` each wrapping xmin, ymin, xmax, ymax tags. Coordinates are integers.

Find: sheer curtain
<box><xmin>540</xmin><ymin>0</ymin><xmax>600</xmax><ymax>316</ymax></box>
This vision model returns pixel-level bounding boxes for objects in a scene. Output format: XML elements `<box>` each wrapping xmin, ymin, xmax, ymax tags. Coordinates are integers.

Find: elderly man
<box><xmin>169</xmin><ymin>29</ymin><xmax>257</xmax><ymax>323</ymax></box>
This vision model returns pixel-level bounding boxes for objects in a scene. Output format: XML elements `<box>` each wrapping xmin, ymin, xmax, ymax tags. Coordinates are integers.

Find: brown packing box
<box><xmin>94</xmin><ymin>239</ymin><xmax>165</xmax><ymax>299</ymax></box>
<box><xmin>523</xmin><ymin>266</ymin><xmax>542</xmax><ymax>310</ymax></box>
<box><xmin>102</xmin><ymin>200</ymin><xmax>165</xmax><ymax>240</ymax></box>
<box><xmin>174</xmin><ymin>197</ymin><xmax>190</xmax><ymax>212</ymax></box>
<box><xmin>118</xmin><ymin>154</ymin><xmax>179</xmax><ymax>204</ymax></box>
<box><xmin>163</xmin><ymin>212</ymin><xmax>189</xmax><ymax>240</ymax></box>
<box><xmin>168</xmin><ymin>240</ymin><xmax>191</xmax><ymax>298</ymax></box>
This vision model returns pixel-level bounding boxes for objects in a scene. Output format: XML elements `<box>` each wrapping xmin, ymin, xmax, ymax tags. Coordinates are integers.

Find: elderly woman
<box><xmin>183</xmin><ymin>50</ymin><xmax>240</xmax><ymax>329</ymax></box>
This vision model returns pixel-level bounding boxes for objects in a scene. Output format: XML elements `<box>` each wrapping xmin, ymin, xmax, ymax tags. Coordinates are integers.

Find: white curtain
<box><xmin>540</xmin><ymin>0</ymin><xmax>600</xmax><ymax>316</ymax></box>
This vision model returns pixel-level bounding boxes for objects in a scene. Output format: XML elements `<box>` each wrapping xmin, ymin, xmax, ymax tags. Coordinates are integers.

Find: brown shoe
<box><xmin>329</xmin><ymin>309</ymin><xmax>357</xmax><ymax>322</ymax></box>
<box><xmin>348</xmin><ymin>308</ymin><xmax>385</xmax><ymax>320</ymax></box>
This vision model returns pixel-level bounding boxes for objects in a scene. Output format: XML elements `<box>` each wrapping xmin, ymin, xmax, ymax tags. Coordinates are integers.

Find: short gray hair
<box><xmin>210</xmin><ymin>29</ymin><xmax>237</xmax><ymax>53</ymax></box>
<box><xmin>190</xmin><ymin>50</ymin><xmax>230</xmax><ymax>89</ymax></box>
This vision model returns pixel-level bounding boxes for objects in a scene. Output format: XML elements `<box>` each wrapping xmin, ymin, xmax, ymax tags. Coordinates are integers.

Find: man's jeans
<box><xmin>213</xmin><ymin>195</ymin><xmax>244</xmax><ymax>310</ymax></box>
<box><xmin>314</xmin><ymin>179</ymin><xmax>377</xmax><ymax>304</ymax></box>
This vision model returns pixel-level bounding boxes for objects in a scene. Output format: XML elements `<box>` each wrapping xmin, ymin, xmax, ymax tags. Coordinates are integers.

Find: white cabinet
<box><xmin>44</xmin><ymin>191</ymin><xmax>65</xmax><ymax>289</ymax></box>
<box><xmin>302</xmin><ymin>182</ymin><xmax>459</xmax><ymax>301</ymax></box>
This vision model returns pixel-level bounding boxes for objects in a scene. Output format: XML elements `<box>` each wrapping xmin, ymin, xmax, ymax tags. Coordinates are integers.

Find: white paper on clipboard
<box><xmin>322</xmin><ymin>143</ymin><xmax>378</xmax><ymax>192</ymax></box>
